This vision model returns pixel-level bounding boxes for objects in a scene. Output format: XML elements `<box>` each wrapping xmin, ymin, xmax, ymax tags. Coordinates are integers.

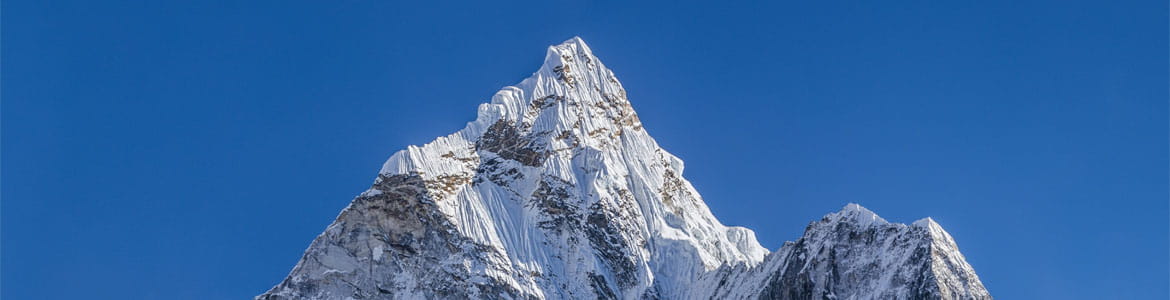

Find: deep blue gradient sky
<box><xmin>4</xmin><ymin>1</ymin><xmax>1166</xmax><ymax>299</ymax></box>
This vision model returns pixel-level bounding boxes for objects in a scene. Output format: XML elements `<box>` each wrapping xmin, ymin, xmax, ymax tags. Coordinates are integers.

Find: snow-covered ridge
<box><xmin>258</xmin><ymin>37</ymin><xmax>990</xmax><ymax>300</ymax></box>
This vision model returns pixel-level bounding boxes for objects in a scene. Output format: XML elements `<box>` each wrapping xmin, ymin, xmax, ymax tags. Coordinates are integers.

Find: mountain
<box><xmin>258</xmin><ymin>37</ymin><xmax>990</xmax><ymax>300</ymax></box>
<box><xmin>693</xmin><ymin>204</ymin><xmax>990</xmax><ymax>300</ymax></box>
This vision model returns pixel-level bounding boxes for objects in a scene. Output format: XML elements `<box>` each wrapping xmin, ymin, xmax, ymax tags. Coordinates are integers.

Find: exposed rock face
<box><xmin>259</xmin><ymin>38</ymin><xmax>990</xmax><ymax>300</ymax></box>
<box><xmin>260</xmin><ymin>173</ymin><xmax>522</xmax><ymax>299</ymax></box>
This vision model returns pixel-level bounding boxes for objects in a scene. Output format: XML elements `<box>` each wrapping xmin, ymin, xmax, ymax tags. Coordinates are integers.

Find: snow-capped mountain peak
<box><xmin>259</xmin><ymin>38</ymin><xmax>989</xmax><ymax>300</ymax></box>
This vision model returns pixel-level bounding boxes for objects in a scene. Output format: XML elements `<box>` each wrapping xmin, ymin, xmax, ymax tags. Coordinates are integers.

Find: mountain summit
<box><xmin>258</xmin><ymin>37</ymin><xmax>990</xmax><ymax>300</ymax></box>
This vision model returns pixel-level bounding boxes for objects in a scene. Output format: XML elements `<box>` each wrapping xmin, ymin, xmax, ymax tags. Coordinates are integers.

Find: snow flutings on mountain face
<box><xmin>258</xmin><ymin>37</ymin><xmax>990</xmax><ymax>300</ymax></box>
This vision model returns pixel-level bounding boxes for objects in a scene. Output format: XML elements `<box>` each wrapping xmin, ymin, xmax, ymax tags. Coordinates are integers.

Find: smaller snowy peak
<box><xmin>912</xmin><ymin>216</ymin><xmax>938</xmax><ymax>227</ymax></box>
<box><xmin>824</xmin><ymin>203</ymin><xmax>889</xmax><ymax>227</ymax></box>
<box><xmin>913</xmin><ymin>216</ymin><xmax>962</xmax><ymax>249</ymax></box>
<box><xmin>710</xmin><ymin>205</ymin><xmax>992</xmax><ymax>300</ymax></box>
<box><xmin>912</xmin><ymin>217</ymin><xmax>954</xmax><ymax>240</ymax></box>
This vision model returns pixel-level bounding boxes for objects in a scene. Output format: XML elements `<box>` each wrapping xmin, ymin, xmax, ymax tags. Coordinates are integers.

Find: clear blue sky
<box><xmin>3</xmin><ymin>0</ymin><xmax>1166</xmax><ymax>299</ymax></box>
